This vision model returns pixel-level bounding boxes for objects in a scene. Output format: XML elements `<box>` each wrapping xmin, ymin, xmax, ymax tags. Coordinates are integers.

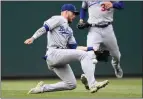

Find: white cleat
<box><xmin>27</xmin><ymin>81</ymin><xmax>44</xmax><ymax>94</ymax></box>
<box><xmin>90</xmin><ymin>80</ymin><xmax>109</xmax><ymax>93</ymax></box>
<box><xmin>113</xmin><ymin>65</ymin><xmax>123</xmax><ymax>78</ymax></box>
<box><xmin>112</xmin><ymin>60</ymin><xmax>123</xmax><ymax>78</ymax></box>
<box><xmin>81</xmin><ymin>74</ymin><xmax>109</xmax><ymax>93</ymax></box>
<box><xmin>114</xmin><ymin>66</ymin><xmax>123</xmax><ymax>78</ymax></box>
<box><xmin>81</xmin><ymin>74</ymin><xmax>89</xmax><ymax>90</ymax></box>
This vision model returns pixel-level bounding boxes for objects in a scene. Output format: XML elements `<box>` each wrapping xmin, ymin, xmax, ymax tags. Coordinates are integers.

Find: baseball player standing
<box><xmin>77</xmin><ymin>1</ymin><xmax>124</xmax><ymax>90</ymax></box>
<box><xmin>24</xmin><ymin>4</ymin><xmax>109</xmax><ymax>94</ymax></box>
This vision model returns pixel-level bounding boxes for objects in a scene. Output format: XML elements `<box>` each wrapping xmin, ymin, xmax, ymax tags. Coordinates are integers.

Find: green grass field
<box><xmin>1</xmin><ymin>78</ymin><xmax>142</xmax><ymax>98</ymax></box>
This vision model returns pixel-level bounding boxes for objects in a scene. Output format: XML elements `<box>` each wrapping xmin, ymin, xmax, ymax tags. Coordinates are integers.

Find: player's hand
<box><xmin>101</xmin><ymin>2</ymin><xmax>113</xmax><ymax>10</ymax></box>
<box><xmin>24</xmin><ymin>37</ymin><xmax>34</xmax><ymax>45</ymax></box>
<box><xmin>77</xmin><ymin>20</ymin><xmax>91</xmax><ymax>29</ymax></box>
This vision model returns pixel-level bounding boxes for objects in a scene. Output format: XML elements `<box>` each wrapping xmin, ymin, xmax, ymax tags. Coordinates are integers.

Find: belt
<box><xmin>44</xmin><ymin>47</ymin><xmax>64</xmax><ymax>60</ymax></box>
<box><xmin>47</xmin><ymin>46</ymin><xmax>65</xmax><ymax>50</ymax></box>
<box><xmin>90</xmin><ymin>22</ymin><xmax>112</xmax><ymax>28</ymax></box>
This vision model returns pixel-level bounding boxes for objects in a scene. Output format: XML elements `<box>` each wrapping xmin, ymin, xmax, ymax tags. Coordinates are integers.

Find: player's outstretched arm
<box><xmin>77</xmin><ymin>46</ymin><xmax>110</xmax><ymax>62</ymax></box>
<box><xmin>80</xmin><ymin>1</ymin><xmax>88</xmax><ymax>21</ymax></box>
<box><xmin>76</xmin><ymin>46</ymin><xmax>95</xmax><ymax>51</ymax></box>
<box><xmin>101</xmin><ymin>1</ymin><xmax>124</xmax><ymax>10</ymax></box>
<box><xmin>76</xmin><ymin>46</ymin><xmax>88</xmax><ymax>51</ymax></box>
<box><xmin>24</xmin><ymin>26</ymin><xmax>48</xmax><ymax>45</ymax></box>
<box><xmin>112</xmin><ymin>1</ymin><xmax>124</xmax><ymax>9</ymax></box>
<box><xmin>77</xmin><ymin>1</ymin><xmax>88</xmax><ymax>30</ymax></box>
<box><xmin>24</xmin><ymin>37</ymin><xmax>35</xmax><ymax>45</ymax></box>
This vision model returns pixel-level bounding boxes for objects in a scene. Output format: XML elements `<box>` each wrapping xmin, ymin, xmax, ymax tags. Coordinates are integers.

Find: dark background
<box><xmin>1</xmin><ymin>1</ymin><xmax>142</xmax><ymax>78</ymax></box>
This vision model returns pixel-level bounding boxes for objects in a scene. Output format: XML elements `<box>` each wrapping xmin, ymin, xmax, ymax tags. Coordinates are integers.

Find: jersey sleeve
<box><xmin>82</xmin><ymin>1</ymin><xmax>88</xmax><ymax>9</ymax></box>
<box><xmin>67</xmin><ymin>34</ymin><xmax>77</xmax><ymax>49</ymax></box>
<box><xmin>43</xmin><ymin>16</ymin><xmax>61</xmax><ymax>30</ymax></box>
<box><xmin>80</xmin><ymin>1</ymin><xmax>88</xmax><ymax>20</ymax></box>
<box><xmin>68</xmin><ymin>34</ymin><xmax>77</xmax><ymax>44</ymax></box>
<box><xmin>111</xmin><ymin>1</ymin><xmax>124</xmax><ymax>9</ymax></box>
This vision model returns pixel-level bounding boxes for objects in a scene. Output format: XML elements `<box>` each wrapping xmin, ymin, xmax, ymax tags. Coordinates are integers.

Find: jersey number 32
<box><xmin>101</xmin><ymin>4</ymin><xmax>110</xmax><ymax>11</ymax></box>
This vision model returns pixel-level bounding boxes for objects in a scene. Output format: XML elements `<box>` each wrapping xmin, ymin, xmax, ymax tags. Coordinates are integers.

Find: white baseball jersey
<box><xmin>82</xmin><ymin>0</ymin><xmax>114</xmax><ymax>24</ymax></box>
<box><xmin>82</xmin><ymin>0</ymin><xmax>122</xmax><ymax>74</ymax></box>
<box><xmin>43</xmin><ymin>15</ymin><xmax>76</xmax><ymax>49</ymax></box>
<box><xmin>31</xmin><ymin>15</ymin><xmax>98</xmax><ymax>91</ymax></box>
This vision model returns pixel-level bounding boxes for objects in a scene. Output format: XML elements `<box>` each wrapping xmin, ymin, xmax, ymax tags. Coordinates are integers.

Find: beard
<box><xmin>68</xmin><ymin>18</ymin><xmax>73</xmax><ymax>24</ymax></box>
<box><xmin>68</xmin><ymin>21</ymin><xmax>72</xmax><ymax>23</ymax></box>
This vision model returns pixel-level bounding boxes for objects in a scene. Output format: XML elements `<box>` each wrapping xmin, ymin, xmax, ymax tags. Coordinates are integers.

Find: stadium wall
<box><xmin>1</xmin><ymin>1</ymin><xmax>142</xmax><ymax>78</ymax></box>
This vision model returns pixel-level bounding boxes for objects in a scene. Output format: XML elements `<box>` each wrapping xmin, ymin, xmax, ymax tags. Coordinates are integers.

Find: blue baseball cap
<box><xmin>61</xmin><ymin>4</ymin><xmax>79</xmax><ymax>15</ymax></box>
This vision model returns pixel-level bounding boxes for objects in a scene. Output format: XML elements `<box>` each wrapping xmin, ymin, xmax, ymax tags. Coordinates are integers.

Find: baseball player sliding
<box><xmin>77</xmin><ymin>1</ymin><xmax>124</xmax><ymax>90</ymax></box>
<box><xmin>24</xmin><ymin>4</ymin><xmax>109</xmax><ymax>94</ymax></box>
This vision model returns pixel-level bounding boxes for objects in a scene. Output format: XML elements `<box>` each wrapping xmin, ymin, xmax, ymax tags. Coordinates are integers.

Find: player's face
<box><xmin>67</xmin><ymin>11</ymin><xmax>76</xmax><ymax>23</ymax></box>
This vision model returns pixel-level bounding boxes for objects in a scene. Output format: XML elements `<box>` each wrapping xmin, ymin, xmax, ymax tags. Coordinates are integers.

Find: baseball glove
<box><xmin>77</xmin><ymin>21</ymin><xmax>91</xmax><ymax>29</ymax></box>
<box><xmin>94</xmin><ymin>50</ymin><xmax>110</xmax><ymax>62</ymax></box>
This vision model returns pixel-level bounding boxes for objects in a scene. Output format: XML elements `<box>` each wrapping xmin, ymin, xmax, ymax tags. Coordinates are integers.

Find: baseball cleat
<box><xmin>114</xmin><ymin>65</ymin><xmax>123</xmax><ymax>78</ymax></box>
<box><xmin>27</xmin><ymin>81</ymin><xmax>44</xmax><ymax>94</ymax></box>
<box><xmin>111</xmin><ymin>60</ymin><xmax>123</xmax><ymax>78</ymax></box>
<box><xmin>81</xmin><ymin>74</ymin><xmax>109</xmax><ymax>93</ymax></box>
<box><xmin>90</xmin><ymin>80</ymin><xmax>109</xmax><ymax>93</ymax></box>
<box><xmin>81</xmin><ymin>74</ymin><xmax>89</xmax><ymax>90</ymax></box>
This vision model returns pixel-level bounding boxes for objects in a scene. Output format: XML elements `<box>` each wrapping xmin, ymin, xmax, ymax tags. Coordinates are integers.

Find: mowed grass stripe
<box><xmin>1</xmin><ymin>78</ymin><xmax>142</xmax><ymax>98</ymax></box>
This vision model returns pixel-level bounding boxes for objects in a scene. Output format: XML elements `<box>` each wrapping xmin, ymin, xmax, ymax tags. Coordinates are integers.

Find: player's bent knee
<box><xmin>66</xmin><ymin>81</ymin><xmax>77</xmax><ymax>90</ymax></box>
<box><xmin>76</xmin><ymin>50</ymin><xmax>89</xmax><ymax>60</ymax></box>
<box><xmin>68</xmin><ymin>84</ymin><xmax>77</xmax><ymax>90</ymax></box>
